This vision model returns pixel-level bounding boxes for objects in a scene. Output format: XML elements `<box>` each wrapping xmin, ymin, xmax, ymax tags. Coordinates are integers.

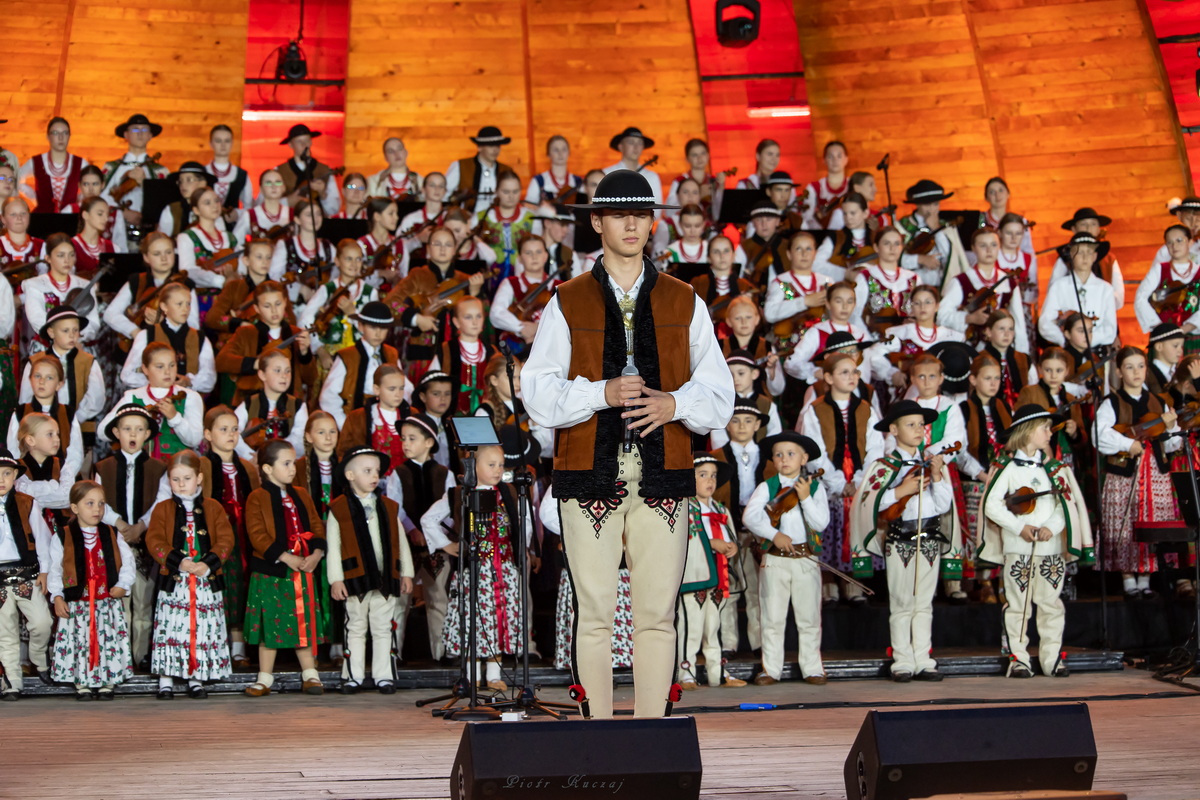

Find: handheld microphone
<box><xmin>621</xmin><ymin>360</ymin><xmax>639</xmax><ymax>453</ymax></box>
<box><xmin>498</xmin><ymin>339</ymin><xmax>514</xmax><ymax>364</ymax></box>
<box><xmin>876</xmin><ymin>152</ymin><xmax>891</xmax><ymax>171</ymax></box>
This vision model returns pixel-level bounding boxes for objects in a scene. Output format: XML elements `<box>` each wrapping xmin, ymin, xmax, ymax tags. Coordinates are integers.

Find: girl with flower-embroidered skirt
<box><xmin>49</xmin><ymin>481</ymin><xmax>134</xmax><ymax>699</ymax></box>
<box><xmin>145</xmin><ymin>450</ymin><xmax>234</xmax><ymax>699</ymax></box>
<box><xmin>242</xmin><ymin>439</ymin><xmax>327</xmax><ymax>696</ymax></box>
<box><xmin>420</xmin><ymin>444</ymin><xmax>528</xmax><ymax>691</ymax></box>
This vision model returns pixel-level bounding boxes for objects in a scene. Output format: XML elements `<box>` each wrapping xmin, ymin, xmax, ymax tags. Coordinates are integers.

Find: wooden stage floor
<box><xmin>14</xmin><ymin>670</ymin><xmax>1200</xmax><ymax>800</ymax></box>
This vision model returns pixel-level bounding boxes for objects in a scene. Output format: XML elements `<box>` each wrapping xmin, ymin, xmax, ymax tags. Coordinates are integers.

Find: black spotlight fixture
<box><xmin>274</xmin><ymin>0</ymin><xmax>309</xmax><ymax>82</ymax></box>
<box><xmin>715</xmin><ymin>0</ymin><xmax>761</xmax><ymax>48</ymax></box>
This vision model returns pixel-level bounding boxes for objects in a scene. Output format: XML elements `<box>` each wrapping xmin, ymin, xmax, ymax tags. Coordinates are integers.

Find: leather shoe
<box><xmin>188</xmin><ymin>684</ymin><xmax>208</xmax><ymax>699</ymax></box>
<box><xmin>679</xmin><ymin>679</ymin><xmax>699</xmax><ymax>691</ymax></box>
<box><xmin>156</xmin><ymin>687</ymin><xmax>174</xmax><ymax>700</ymax></box>
<box><xmin>38</xmin><ymin>669</ymin><xmax>53</xmax><ymax>687</ymax></box>
<box><xmin>244</xmin><ymin>682</ymin><xmax>271</xmax><ymax>697</ymax></box>
<box><xmin>338</xmin><ymin>680</ymin><xmax>359</xmax><ymax>695</ymax></box>
<box><xmin>1052</xmin><ymin>665</ymin><xmax>1070</xmax><ymax>678</ymax></box>
<box><xmin>804</xmin><ymin>675</ymin><xmax>828</xmax><ymax>686</ymax></box>
<box><xmin>231</xmin><ymin>656</ymin><xmax>251</xmax><ymax>670</ymax></box>
<box><xmin>891</xmin><ymin>671</ymin><xmax>913</xmax><ymax>683</ymax></box>
<box><xmin>720</xmin><ymin>676</ymin><xmax>748</xmax><ymax>688</ymax></box>
<box><xmin>1009</xmin><ymin>663</ymin><xmax>1034</xmax><ymax>678</ymax></box>
<box><xmin>377</xmin><ymin>681</ymin><xmax>397</xmax><ymax>695</ymax></box>
<box><xmin>914</xmin><ymin>669</ymin><xmax>943</xmax><ymax>682</ymax></box>
<box><xmin>752</xmin><ymin>672</ymin><xmax>777</xmax><ymax>686</ymax></box>
<box><xmin>302</xmin><ymin>678</ymin><xmax>325</xmax><ymax>695</ymax></box>
<box><xmin>96</xmin><ymin>688</ymin><xmax>115</xmax><ymax>701</ymax></box>
<box><xmin>75</xmin><ymin>689</ymin><xmax>94</xmax><ymax>702</ymax></box>
<box><xmin>0</xmin><ymin>691</ymin><xmax>19</xmax><ymax>701</ymax></box>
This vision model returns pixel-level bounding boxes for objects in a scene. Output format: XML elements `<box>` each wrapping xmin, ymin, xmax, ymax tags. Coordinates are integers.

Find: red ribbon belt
<box><xmin>87</xmin><ymin>571</ymin><xmax>101</xmax><ymax>670</ymax></box>
<box><xmin>703</xmin><ymin>512</ymin><xmax>730</xmax><ymax>594</ymax></box>
<box><xmin>288</xmin><ymin>530</ymin><xmax>319</xmax><ymax>655</ymax></box>
<box><xmin>187</xmin><ymin>528</ymin><xmax>200</xmax><ymax>676</ymax></box>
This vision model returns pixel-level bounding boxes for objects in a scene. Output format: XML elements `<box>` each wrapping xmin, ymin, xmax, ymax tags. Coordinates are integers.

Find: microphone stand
<box><xmin>1067</xmin><ymin>262</ymin><xmax>1109</xmax><ymax>650</ymax></box>
<box><xmin>302</xmin><ymin>147</ymin><xmax>329</xmax><ymax>287</ymax></box>
<box><xmin>487</xmin><ymin>342</ymin><xmax>575</xmax><ymax>719</ymax></box>
<box><xmin>876</xmin><ymin>153</ymin><xmax>894</xmax><ymax>219</ymax></box>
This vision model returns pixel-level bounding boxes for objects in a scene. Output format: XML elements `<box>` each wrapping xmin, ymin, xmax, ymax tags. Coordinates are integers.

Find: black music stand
<box><xmin>572</xmin><ymin>208</ymin><xmax>600</xmax><ymax>255</ymax></box>
<box><xmin>141</xmin><ymin>179</ymin><xmax>181</xmax><ymax>231</ymax></box>
<box><xmin>718</xmin><ymin>188</ymin><xmax>766</xmax><ymax>226</ymax></box>
<box><xmin>318</xmin><ymin>218</ymin><xmax>368</xmax><ymax>242</ymax></box>
<box><xmin>97</xmin><ymin>253</ymin><xmax>143</xmax><ymax>294</ymax></box>
<box><xmin>671</xmin><ymin>262</ymin><xmax>710</xmax><ymax>284</ymax></box>
<box><xmin>28</xmin><ymin>213</ymin><xmax>77</xmax><ymax>240</ymax></box>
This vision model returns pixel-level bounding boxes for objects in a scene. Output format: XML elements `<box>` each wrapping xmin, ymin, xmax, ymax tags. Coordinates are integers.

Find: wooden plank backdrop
<box><xmin>343</xmin><ymin>0</ymin><xmax>707</xmax><ymax>188</ymax></box>
<box><xmin>1</xmin><ymin>0</ymin><xmax>249</xmax><ymax>175</ymax></box>
<box><xmin>794</xmin><ymin>0</ymin><xmax>1193</xmax><ymax>342</ymax></box>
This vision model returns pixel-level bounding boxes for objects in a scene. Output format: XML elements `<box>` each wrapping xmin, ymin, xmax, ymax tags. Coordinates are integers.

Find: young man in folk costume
<box><xmin>276</xmin><ymin>124</ymin><xmax>340</xmax><ymax>217</ymax></box>
<box><xmin>978</xmin><ymin>405</ymin><xmax>1094</xmax><ymax>677</ymax></box>
<box><xmin>101</xmin><ymin>114</ymin><xmax>169</xmax><ymax>232</ymax></box>
<box><xmin>740</xmin><ymin>201</ymin><xmax>790</xmax><ymax>289</ymax></box>
<box><xmin>523</xmin><ymin>170</ymin><xmax>735</xmax><ymax>719</ymax></box>
<box><xmin>1050</xmin><ymin>207</ymin><xmax>1124</xmax><ymax>310</ymax></box>
<box><xmin>677</xmin><ymin>454</ymin><xmax>747</xmax><ymax>690</ymax></box>
<box><xmin>896</xmin><ymin>180</ymin><xmax>965</xmax><ymax>289</ymax></box>
<box><xmin>851</xmin><ymin>401</ymin><xmax>964</xmax><ymax>682</ymax></box>
<box><xmin>20</xmin><ymin>117</ymin><xmax>88</xmax><ymax>214</ymax></box>
<box><xmin>444</xmin><ymin>126</ymin><xmax>514</xmax><ymax>215</ymax></box>
<box><xmin>206</xmin><ymin>124</ymin><xmax>253</xmax><ymax>219</ymax></box>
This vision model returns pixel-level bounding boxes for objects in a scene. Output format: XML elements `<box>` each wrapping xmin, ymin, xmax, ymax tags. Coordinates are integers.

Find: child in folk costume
<box><xmin>231</xmin><ymin>169</ymin><xmax>292</xmax><ymax>242</ymax></box>
<box><xmin>1137</xmin><ymin>224</ymin><xmax>1200</xmax><ymax>337</ymax></box>
<box><xmin>63</xmin><ymin>166</ymin><xmax>129</xmax><ymax>254</ymax></box>
<box><xmin>243</xmin><ymin>440</ymin><xmax>327</xmax><ymax>696</ymax></box>
<box><xmin>392</xmin><ymin>413</ymin><xmax>455</xmax><ymax>661</ymax></box>
<box><xmin>721</xmin><ymin>297</ymin><xmax>785</xmax><ymax>399</ymax></box>
<box><xmin>1038</xmin><ymin>232</ymin><xmax>1118</xmax><ymax>350</ymax></box>
<box><xmin>812</xmin><ymin>192</ymin><xmax>874</xmax><ymax>283</ymax></box>
<box><xmin>73</xmin><ymin>197</ymin><xmax>115</xmax><ymax>277</ymax></box>
<box><xmin>0</xmin><ymin>197</ymin><xmax>46</xmax><ymax>268</ymax></box>
<box><xmin>979</xmin><ymin>406</ymin><xmax>1094</xmax><ymax>677</ymax></box>
<box><xmin>652</xmin><ymin>178</ymin><xmax>705</xmax><ymax>256</ymax></box>
<box><xmin>175</xmin><ymin>187</ymin><xmax>237</xmax><ymax>298</ymax></box>
<box><xmin>763</xmin><ymin>232</ymin><xmax>831</xmax><ymax>343</ymax></box>
<box><xmin>367</xmin><ymin>137</ymin><xmax>423</xmax><ymax>201</ymax></box>
<box><xmin>146</xmin><ymin>450</ymin><xmax>234</xmax><ymax>698</ymax></box>
<box><xmin>336</xmin><ymin>365</ymin><xmax>408</xmax><ymax>488</ymax></box>
<box><xmin>214</xmin><ymin>280</ymin><xmax>317</xmax><ymax>405</ymax></box>
<box><xmin>477</xmin><ymin>355</ymin><xmax>553</xmax><ymax>458</ymax></box>
<box><xmin>690</xmin><ymin>235</ymin><xmax>755</xmax><ymax>338</ymax></box>
<box><xmin>326</xmin><ymin>446</ymin><xmax>414</xmax><ymax>694</ymax></box>
<box><xmin>298</xmin><ymin>239</ymin><xmax>381</xmax><ymax>366</ymax></box>
<box><xmin>94</xmin><ymin>405</ymin><xmax>163</xmax><ymax>668</ymax></box>
<box><xmin>336</xmin><ymin>173</ymin><xmax>370</xmax><ymax>220</ymax></box>
<box><xmin>677</xmin><ymin>454</ymin><xmax>747</xmax><ymax>690</ymax></box>
<box><xmin>785</xmin><ymin>282</ymin><xmax>871</xmax><ymax>393</ymax></box>
<box><xmin>207</xmin><ymin>124</ymin><xmax>253</xmax><ymax>216</ymax></box>
<box><xmin>896</xmin><ymin>180</ymin><xmax>958</xmax><ymax>287</ymax></box>
<box><xmin>318</xmin><ymin>302</ymin><xmax>401</xmax><ymax>430</ymax></box>
<box><xmin>1050</xmin><ymin>208</ymin><xmax>1124</xmax><ymax>309</ymax></box>
<box><xmin>957</xmin><ymin>354</ymin><xmax>1011</xmax><ymax>603</ymax></box>
<box><xmin>1145</xmin><ymin>323</ymin><xmax>1186</xmax><ymax>396</ymax></box>
<box><xmin>710</xmin><ymin>351</ymin><xmax>782</xmax><ymax>449</ymax></box>
<box><xmin>99</xmin><ymin>343</ymin><xmax>204</xmax><ymax>459</ymax></box>
<box><xmin>1017</xmin><ymin>347</ymin><xmax>1086</xmax><ymax>467</ymax></box>
<box><xmin>293</xmin><ymin>411</ymin><xmax>341</xmax><ymax>663</ymax></box>
<box><xmin>799</xmin><ymin>350</ymin><xmax>883</xmax><ymax>605</ymax></box>
<box><xmin>49</xmin><ymin>481</ymin><xmax>134</xmax><ymax>700</ymax></box>
<box><xmin>7</xmin><ymin>353</ymin><xmax>85</xmax><ymax>463</ymax></box>
<box><xmin>997</xmin><ymin>213</ymin><xmax>1039</xmax><ymax>348</ymax></box>
<box><xmin>1097</xmin><ymin>347</ymin><xmax>1183</xmax><ymax>600</ymax></box>
<box><xmin>22</xmin><ymin>233</ymin><xmax>100</xmax><ymax>354</ymax></box>
<box><xmin>800</xmin><ymin>141</ymin><xmax>849</xmax><ymax>230</ymax></box>
<box><xmin>204</xmin><ymin>238</ymin><xmax>284</xmax><ymax>353</ymax></box>
<box><xmin>851</xmin><ymin>401</ymin><xmax>961</xmax><ymax>681</ymax></box>
<box><xmin>421</xmin><ymin>444</ymin><xmax>529</xmax><ymax>691</ymax></box>
<box><xmin>535</xmin><ymin>203</ymin><xmax>580</xmax><ymax>276</ymax></box>
<box><xmin>105</xmin><ymin>233</ymin><xmax>199</xmax><ymax>349</ymax></box>
<box><xmin>526</xmin><ymin>135</ymin><xmax>583</xmax><ymax>206</ymax></box>
<box><xmin>0</xmin><ymin>448</ymin><xmax>54</xmax><ymax>698</ymax></box>
<box><xmin>980</xmin><ymin>310</ymin><xmax>1037</xmax><ymax>409</ymax></box>
<box><xmin>740</xmin><ymin>201</ymin><xmax>789</xmax><ymax>289</ymax></box>
<box><xmin>414</xmin><ymin>371</ymin><xmax>455</xmax><ymax>469</ymax></box>
<box><xmin>743</xmin><ymin>432</ymin><xmax>832</xmax><ymax>685</ymax></box>
<box><xmin>20</xmin><ymin>116</ymin><xmax>88</xmax><ymax>214</ymax></box>
<box><xmin>357</xmin><ymin>197</ymin><xmax>407</xmax><ymax>289</ymax></box>
<box><xmin>200</xmin><ymin>406</ymin><xmax>261</xmax><ymax>669</ymax></box>
<box><xmin>270</xmin><ymin>199</ymin><xmax>335</xmax><ymax>304</ymax></box>
<box><xmin>738</xmin><ymin>138</ymin><xmax>786</xmax><ymax>197</ymax></box>
<box><xmin>938</xmin><ymin>227</ymin><xmax>1029</xmax><ymax>353</ymax></box>
<box><xmin>764</xmin><ymin>171</ymin><xmax>803</xmax><ymax>231</ymax></box>
<box><xmin>120</xmin><ymin>281</ymin><xmax>216</xmax><ymax>394</ymax></box>
<box><xmin>662</xmin><ymin>204</ymin><xmax>710</xmax><ymax>266</ymax></box>
<box><xmin>852</xmin><ymin>226</ymin><xmax>919</xmax><ymax>333</ymax></box>
<box><xmin>867</xmin><ymin>285</ymin><xmax>965</xmax><ymax>398</ymax></box>
<box><xmin>490</xmin><ymin>236</ymin><xmax>563</xmax><ymax>355</ymax></box>
<box><xmin>711</xmin><ymin>402</ymin><xmax>774</xmax><ymax>655</ymax></box>
<box><xmin>476</xmin><ymin>171</ymin><xmax>536</xmax><ymax>279</ymax></box>
<box><xmin>234</xmin><ymin>348</ymin><xmax>309</xmax><ymax>459</ymax></box>
<box><xmin>157</xmin><ymin>162</ymin><xmax>218</xmax><ymax>237</ymax></box>
<box><xmin>16</xmin><ymin>413</ymin><xmax>80</xmax><ymax>541</ymax></box>
<box><xmin>23</xmin><ymin>309</ymin><xmax>105</xmax><ymax>448</ymax></box>
<box><xmin>431</xmin><ymin>296</ymin><xmax>496</xmax><ymax>415</ymax></box>
<box><xmin>400</xmin><ymin>171</ymin><xmax>448</xmax><ymax>253</ymax></box>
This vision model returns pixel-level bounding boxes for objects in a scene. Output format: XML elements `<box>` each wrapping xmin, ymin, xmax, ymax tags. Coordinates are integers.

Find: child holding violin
<box><xmin>763</xmin><ymin>232</ymin><xmax>830</xmax><ymax>337</ymax></box>
<box><xmin>204</xmin><ymin>238</ymin><xmax>287</xmax><ymax>352</ymax></box>
<box><xmin>851</xmin><ymin>400</ymin><xmax>962</xmax><ymax>681</ymax></box>
<box><xmin>298</xmin><ymin>238</ymin><xmax>381</xmax><ymax>368</ymax></box>
<box><xmin>740</xmin><ymin>202</ymin><xmax>789</xmax><ymax>289</ymax></box>
<box><xmin>270</xmin><ymin>199</ymin><xmax>336</xmax><ymax>304</ymax></box>
<box><xmin>690</xmin><ymin>235</ymin><xmax>755</xmax><ymax>337</ymax></box>
<box><xmin>1097</xmin><ymin>346</ymin><xmax>1184</xmax><ymax>600</ymax></box>
<box><xmin>175</xmin><ymin>187</ymin><xmax>237</xmax><ymax>295</ymax></box>
<box><xmin>1134</xmin><ymin>224</ymin><xmax>1200</xmax><ymax>337</ymax></box>
<box><xmin>897</xmin><ymin>180</ymin><xmax>957</xmax><ymax>287</ymax></box>
<box><xmin>120</xmin><ymin>281</ymin><xmax>216</xmax><ymax>395</ymax></box>
<box><xmin>785</xmin><ymin>282</ymin><xmax>871</xmax><ymax>391</ymax></box>
<box><xmin>1050</xmin><ymin>208</ymin><xmax>1125</xmax><ymax>310</ymax></box>
<box><xmin>104</xmin><ymin>232</ymin><xmax>199</xmax><ymax>351</ymax></box>
<box><xmin>979</xmin><ymin>404</ymin><xmax>1093</xmax><ymax>677</ymax></box>
<box><xmin>231</xmin><ymin>169</ymin><xmax>292</xmax><ymax>242</ymax></box>
<box><xmin>995</xmin><ymin>213</ymin><xmax>1038</xmax><ymax>349</ymax></box>
<box><xmin>720</xmin><ymin>296</ymin><xmax>785</xmax><ymax>394</ymax></box>
<box><xmin>866</xmin><ymin>285</ymin><xmax>964</xmax><ymax>398</ymax></box>
<box><xmin>22</xmin><ymin>233</ymin><xmax>100</xmax><ymax>355</ymax></box>
<box><xmin>72</xmin><ymin>197</ymin><xmax>115</xmax><ymax>277</ymax></box>
<box><xmin>852</xmin><ymin>226</ymin><xmax>918</xmax><ymax>334</ymax></box>
<box><xmin>742</xmin><ymin>432</ymin><xmax>835</xmax><ymax>686</ymax></box>
<box><xmin>800</xmin><ymin>141</ymin><xmax>850</xmax><ymax>231</ymax></box>
<box><xmin>813</xmin><ymin>192</ymin><xmax>874</xmax><ymax>283</ymax></box>
<box><xmin>357</xmin><ymin>197</ymin><xmax>407</xmax><ymax>290</ymax></box>
<box><xmin>1017</xmin><ymin>347</ymin><xmax>1086</xmax><ymax>467</ymax></box>
<box><xmin>938</xmin><ymin>227</ymin><xmax>1029</xmax><ymax>353</ymax></box>
<box><xmin>490</xmin><ymin>235</ymin><xmax>562</xmax><ymax>353</ymax></box>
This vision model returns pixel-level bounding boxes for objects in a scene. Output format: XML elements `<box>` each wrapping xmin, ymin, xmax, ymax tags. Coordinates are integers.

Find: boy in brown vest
<box><xmin>121</xmin><ymin>281</ymin><xmax>216</xmax><ymax>395</ymax></box>
<box><xmin>94</xmin><ymin>405</ymin><xmax>163</xmax><ymax>669</ymax></box>
<box><xmin>19</xmin><ymin>308</ymin><xmax>104</xmax><ymax>450</ymax></box>
<box><xmin>325</xmin><ymin>445</ymin><xmax>413</xmax><ymax>694</ymax></box>
<box><xmin>214</xmin><ymin>280</ymin><xmax>316</xmax><ymax>405</ymax></box>
<box><xmin>523</xmin><ymin>169</ymin><xmax>735</xmax><ymax>719</ymax></box>
<box><xmin>318</xmin><ymin>301</ymin><xmax>401</xmax><ymax>429</ymax></box>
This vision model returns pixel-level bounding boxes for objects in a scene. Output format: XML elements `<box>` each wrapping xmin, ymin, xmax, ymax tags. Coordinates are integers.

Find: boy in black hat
<box><xmin>0</xmin><ymin>447</ymin><xmax>54</xmax><ymax>698</ymax></box>
<box><xmin>604</xmin><ymin>127</ymin><xmax>663</xmax><ymax>215</ymax></box>
<box><xmin>102</xmin><ymin>114</ymin><xmax>168</xmax><ymax>229</ymax></box>
<box><xmin>445</xmin><ymin>126</ymin><xmax>513</xmax><ymax>214</ymax></box>
<box><xmin>677</xmin><ymin>453</ymin><xmax>746</xmax><ymax>690</ymax></box>
<box><xmin>523</xmin><ymin>168</ymin><xmax>734</xmax><ymax>719</ymax></box>
<box><xmin>743</xmin><ymin>431</ymin><xmax>831</xmax><ymax>686</ymax></box>
<box><xmin>533</xmin><ymin>203</ymin><xmax>580</xmax><ymax>275</ymax></box>
<box><xmin>318</xmin><ymin>301</ymin><xmax>402</xmax><ymax>429</ymax></box>
<box><xmin>710</xmin><ymin>351</ymin><xmax>781</xmax><ymax>449</ymax></box>
<box><xmin>325</xmin><ymin>445</ymin><xmax>413</xmax><ymax>694</ymax></box>
<box><xmin>1038</xmin><ymin>232</ymin><xmax>1118</xmax><ymax>349</ymax></box>
<box><xmin>896</xmin><ymin>179</ymin><xmax>956</xmax><ymax>286</ymax></box>
<box><xmin>741</xmin><ymin>201</ymin><xmax>789</xmax><ymax>288</ymax></box>
<box><xmin>979</xmin><ymin>405</ymin><xmax>1093</xmax><ymax>677</ymax></box>
<box><xmin>1049</xmin><ymin>207</ymin><xmax>1124</xmax><ymax>309</ymax></box>
<box><xmin>1135</xmin><ymin>224</ymin><xmax>1200</xmax><ymax>337</ymax></box>
<box><xmin>414</xmin><ymin>371</ymin><xmax>454</xmax><ymax>469</ymax></box>
<box><xmin>1145</xmin><ymin>322</ymin><xmax>1186</xmax><ymax>395</ymax></box>
<box><xmin>851</xmin><ymin>400</ymin><xmax>959</xmax><ymax>681</ymax></box>
<box><xmin>157</xmin><ymin>161</ymin><xmax>218</xmax><ymax>237</ymax></box>
<box><xmin>276</xmin><ymin>124</ymin><xmax>340</xmax><ymax>217</ymax></box>
<box><xmin>94</xmin><ymin>404</ymin><xmax>163</xmax><ymax>669</ymax></box>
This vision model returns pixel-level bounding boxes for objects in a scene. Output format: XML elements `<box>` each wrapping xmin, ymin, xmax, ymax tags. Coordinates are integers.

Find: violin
<box><xmin>879</xmin><ymin>442</ymin><xmax>964</xmax><ymax>524</ymax></box>
<box><xmin>904</xmin><ymin>215</ymin><xmax>964</xmax><ymax>256</ymax></box>
<box><xmin>261</xmin><ymin>327</ymin><xmax>315</xmax><ymax>356</ymax></box>
<box><xmin>292</xmin><ymin>165</ymin><xmax>346</xmax><ymax>200</ymax></box>
<box><xmin>636</xmin><ymin>155</ymin><xmax>660</xmax><ymax>174</ymax></box>
<box><xmin>1149</xmin><ymin>268</ymin><xmax>1200</xmax><ymax>315</ymax></box>
<box><xmin>1112</xmin><ymin>409</ymin><xmax>1178</xmax><ymax>441</ymax></box>
<box><xmin>282</xmin><ymin>259</ymin><xmax>333</xmax><ymax>290</ymax></box>
<box><xmin>1050</xmin><ymin>394</ymin><xmax>1091</xmax><ymax>431</ymax></box>
<box><xmin>960</xmin><ymin>269</ymin><xmax>1022</xmax><ymax>315</ymax></box>
<box><xmin>313</xmin><ymin>284</ymin><xmax>355</xmax><ymax>338</ymax></box>
<box><xmin>512</xmin><ymin>265</ymin><xmax>570</xmax><ymax>323</ymax></box>
<box><xmin>765</xmin><ymin>469</ymin><xmax>825</xmax><ymax>528</ymax></box>
<box><xmin>63</xmin><ymin>265</ymin><xmax>112</xmax><ymax>318</ymax></box>
<box><xmin>1004</xmin><ymin>486</ymin><xmax>1060</xmax><ymax>516</ymax></box>
<box><xmin>773</xmin><ymin>303</ymin><xmax>826</xmax><ymax>342</ymax></box>
<box><xmin>708</xmin><ymin>287</ymin><xmax>760</xmax><ymax>322</ymax></box>
<box><xmin>119</xmin><ymin>273</ymin><xmax>191</xmax><ymax>351</ymax></box>
<box><xmin>865</xmin><ymin>307</ymin><xmax>911</xmax><ymax>338</ymax></box>
<box><xmin>396</xmin><ymin>216</ymin><xmax>438</xmax><ymax>241</ymax></box>
<box><xmin>1071</xmin><ymin>348</ymin><xmax>1114</xmax><ymax>386</ymax></box>
<box><xmin>109</xmin><ymin>153</ymin><xmax>162</xmax><ymax>203</ymax></box>
<box><xmin>1</xmin><ymin>259</ymin><xmax>43</xmax><ymax>289</ymax></box>
<box><xmin>410</xmin><ymin>266</ymin><xmax>498</xmax><ymax>318</ymax></box>
<box><xmin>829</xmin><ymin>247</ymin><xmax>877</xmax><ymax>271</ymax></box>
<box><xmin>814</xmin><ymin>195</ymin><xmax>846</xmax><ymax>230</ymax></box>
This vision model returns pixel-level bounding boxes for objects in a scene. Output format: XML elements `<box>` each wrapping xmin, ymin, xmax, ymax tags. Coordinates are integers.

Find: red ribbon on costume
<box><xmin>841</xmin><ymin>441</ymin><xmax>855</xmax><ymax>564</ymax></box>
<box><xmin>287</xmin><ymin>527</ymin><xmax>319</xmax><ymax>656</ymax></box>
<box><xmin>704</xmin><ymin>511</ymin><xmax>730</xmax><ymax>594</ymax></box>
<box><xmin>487</xmin><ymin>490</ymin><xmax>513</xmax><ymax>652</ymax></box>
<box><xmin>186</xmin><ymin>520</ymin><xmax>200</xmax><ymax>676</ymax></box>
<box><xmin>87</xmin><ymin>570</ymin><xmax>101</xmax><ymax>670</ymax></box>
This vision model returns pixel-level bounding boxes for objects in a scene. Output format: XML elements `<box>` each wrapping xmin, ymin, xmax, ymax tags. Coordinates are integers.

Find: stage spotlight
<box><xmin>715</xmin><ymin>0</ymin><xmax>760</xmax><ymax>48</ymax></box>
<box><xmin>276</xmin><ymin>40</ymin><xmax>308</xmax><ymax>82</ymax></box>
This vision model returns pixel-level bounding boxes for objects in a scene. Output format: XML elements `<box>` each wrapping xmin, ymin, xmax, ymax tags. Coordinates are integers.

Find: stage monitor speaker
<box><xmin>451</xmin><ymin>717</ymin><xmax>702</xmax><ymax>800</ymax></box>
<box><xmin>844</xmin><ymin>703</ymin><xmax>1096</xmax><ymax>800</ymax></box>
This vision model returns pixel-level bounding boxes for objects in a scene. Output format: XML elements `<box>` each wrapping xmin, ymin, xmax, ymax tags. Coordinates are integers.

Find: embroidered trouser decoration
<box><xmin>884</xmin><ymin>544</ymin><xmax>940</xmax><ymax>675</ymax></box>
<box><xmin>1003</xmin><ymin>553</ymin><xmax>1066</xmax><ymax>674</ymax></box>
<box><xmin>887</xmin><ymin>538</ymin><xmax>940</xmax><ymax>569</ymax></box>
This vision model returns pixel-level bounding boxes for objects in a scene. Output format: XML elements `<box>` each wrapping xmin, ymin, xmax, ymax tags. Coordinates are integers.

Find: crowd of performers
<box><xmin>0</xmin><ymin>110</ymin><xmax>1194</xmax><ymax>700</ymax></box>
